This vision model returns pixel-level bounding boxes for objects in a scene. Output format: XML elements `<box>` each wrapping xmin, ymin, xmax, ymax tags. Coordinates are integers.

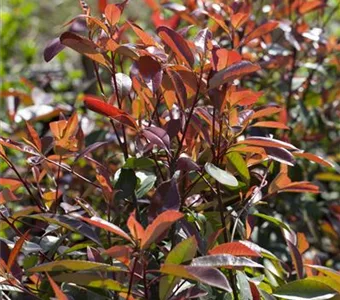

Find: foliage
<box><xmin>1</xmin><ymin>0</ymin><xmax>339</xmax><ymax>299</ymax></box>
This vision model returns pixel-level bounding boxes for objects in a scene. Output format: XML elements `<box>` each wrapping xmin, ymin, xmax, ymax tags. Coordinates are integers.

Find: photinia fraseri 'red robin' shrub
<box><xmin>0</xmin><ymin>0</ymin><xmax>339</xmax><ymax>299</ymax></box>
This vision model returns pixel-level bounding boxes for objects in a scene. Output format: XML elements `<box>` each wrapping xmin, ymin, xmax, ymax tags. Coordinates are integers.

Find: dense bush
<box><xmin>1</xmin><ymin>0</ymin><xmax>339</xmax><ymax>299</ymax></box>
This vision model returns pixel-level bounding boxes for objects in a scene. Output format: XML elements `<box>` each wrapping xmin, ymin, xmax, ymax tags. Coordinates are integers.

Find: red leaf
<box><xmin>238</xmin><ymin>137</ymin><xmax>298</xmax><ymax>150</ymax></box>
<box><xmin>299</xmin><ymin>1</ymin><xmax>324</xmax><ymax>14</ymax></box>
<box><xmin>287</xmin><ymin>240</ymin><xmax>304</xmax><ymax>279</ymax></box>
<box><xmin>228</xmin><ymin>90</ymin><xmax>263</xmax><ymax>107</ymax></box>
<box><xmin>141</xmin><ymin>210</ymin><xmax>184</xmax><ymax>249</ymax></box>
<box><xmin>84</xmin><ymin>95</ymin><xmax>137</xmax><ymax>129</ymax></box>
<box><xmin>46</xmin><ymin>273</ymin><xmax>68</xmax><ymax>300</ymax></box>
<box><xmin>127</xmin><ymin>213</ymin><xmax>145</xmax><ymax>242</ymax></box>
<box><xmin>127</xmin><ymin>21</ymin><xmax>157</xmax><ymax>46</ymax></box>
<box><xmin>157</xmin><ymin>26</ymin><xmax>194</xmax><ymax>67</ymax></box>
<box><xmin>81</xmin><ymin>216</ymin><xmax>133</xmax><ymax>243</ymax></box>
<box><xmin>251</xmin><ymin>106</ymin><xmax>282</xmax><ymax>119</ymax></box>
<box><xmin>293</xmin><ymin>152</ymin><xmax>333</xmax><ymax>168</ymax></box>
<box><xmin>211</xmin><ymin>49</ymin><xmax>242</xmax><ymax>71</ymax></box>
<box><xmin>7</xmin><ymin>230</ymin><xmax>30</xmax><ymax>272</ymax></box>
<box><xmin>152</xmin><ymin>11</ymin><xmax>180</xmax><ymax>29</ymax></box>
<box><xmin>60</xmin><ymin>32</ymin><xmax>110</xmax><ymax>68</ymax></box>
<box><xmin>137</xmin><ymin>56</ymin><xmax>163</xmax><ymax>93</ymax></box>
<box><xmin>241</xmin><ymin>21</ymin><xmax>279</xmax><ymax>46</ymax></box>
<box><xmin>25</xmin><ymin>122</ymin><xmax>42</xmax><ymax>151</ymax></box>
<box><xmin>209</xmin><ymin>61</ymin><xmax>260</xmax><ymax>90</ymax></box>
<box><xmin>209</xmin><ymin>242</ymin><xmax>261</xmax><ymax>257</ymax></box>
<box><xmin>251</xmin><ymin>121</ymin><xmax>289</xmax><ymax>130</ymax></box>
<box><xmin>231</xmin><ymin>13</ymin><xmax>250</xmax><ymax>30</ymax></box>
<box><xmin>105</xmin><ymin>4</ymin><xmax>121</xmax><ymax>26</ymax></box>
<box><xmin>98</xmin><ymin>0</ymin><xmax>107</xmax><ymax>13</ymax></box>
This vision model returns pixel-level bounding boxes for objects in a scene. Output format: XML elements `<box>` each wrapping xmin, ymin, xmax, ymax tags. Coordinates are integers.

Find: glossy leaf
<box><xmin>191</xmin><ymin>254</ymin><xmax>263</xmax><ymax>268</ymax></box>
<box><xmin>160</xmin><ymin>236</ymin><xmax>197</xmax><ymax>300</ymax></box>
<box><xmin>81</xmin><ymin>216</ymin><xmax>133</xmax><ymax>243</ymax></box>
<box><xmin>226</xmin><ymin>152</ymin><xmax>250</xmax><ymax>183</ymax></box>
<box><xmin>141</xmin><ymin>210</ymin><xmax>184</xmax><ymax>249</ymax></box>
<box><xmin>209</xmin><ymin>61</ymin><xmax>260</xmax><ymax>90</ymax></box>
<box><xmin>273</xmin><ymin>278</ymin><xmax>337</xmax><ymax>300</ymax></box>
<box><xmin>160</xmin><ymin>264</ymin><xmax>231</xmax><ymax>292</ymax></box>
<box><xmin>238</xmin><ymin>137</ymin><xmax>298</xmax><ymax>150</ymax></box>
<box><xmin>84</xmin><ymin>95</ymin><xmax>137</xmax><ymax>129</ymax></box>
<box><xmin>157</xmin><ymin>26</ymin><xmax>194</xmax><ymax>66</ymax></box>
<box><xmin>205</xmin><ymin>162</ymin><xmax>238</xmax><ymax>187</ymax></box>
<box><xmin>293</xmin><ymin>152</ymin><xmax>333</xmax><ymax>168</ymax></box>
<box><xmin>111</xmin><ymin>73</ymin><xmax>132</xmax><ymax>99</ymax></box>
<box><xmin>209</xmin><ymin>242</ymin><xmax>261</xmax><ymax>257</ymax></box>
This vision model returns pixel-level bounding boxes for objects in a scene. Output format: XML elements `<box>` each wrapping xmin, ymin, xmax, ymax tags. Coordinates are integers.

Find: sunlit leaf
<box><xmin>273</xmin><ymin>278</ymin><xmax>337</xmax><ymax>300</ymax></box>
<box><xmin>53</xmin><ymin>273</ymin><xmax>128</xmax><ymax>292</ymax></box>
<box><xmin>141</xmin><ymin>210</ymin><xmax>184</xmax><ymax>249</ymax></box>
<box><xmin>209</xmin><ymin>61</ymin><xmax>260</xmax><ymax>90</ymax></box>
<box><xmin>205</xmin><ymin>162</ymin><xmax>238</xmax><ymax>187</ymax></box>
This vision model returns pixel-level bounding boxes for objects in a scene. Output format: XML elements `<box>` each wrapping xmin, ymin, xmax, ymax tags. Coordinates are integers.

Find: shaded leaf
<box><xmin>44</xmin><ymin>38</ymin><xmax>65</xmax><ymax>62</ymax></box>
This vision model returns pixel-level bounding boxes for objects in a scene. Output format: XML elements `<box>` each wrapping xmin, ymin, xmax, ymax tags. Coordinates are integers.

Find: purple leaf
<box><xmin>186</xmin><ymin>266</ymin><xmax>232</xmax><ymax>292</ymax></box>
<box><xmin>265</xmin><ymin>147</ymin><xmax>295</xmax><ymax>166</ymax></box>
<box><xmin>176</xmin><ymin>156</ymin><xmax>200</xmax><ymax>172</ymax></box>
<box><xmin>44</xmin><ymin>38</ymin><xmax>65</xmax><ymax>62</ymax></box>
<box><xmin>142</xmin><ymin>126</ymin><xmax>170</xmax><ymax>153</ymax></box>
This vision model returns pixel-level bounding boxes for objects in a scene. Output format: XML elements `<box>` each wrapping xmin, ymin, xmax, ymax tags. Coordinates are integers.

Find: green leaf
<box><xmin>226</xmin><ymin>152</ymin><xmax>250</xmax><ymax>184</ymax></box>
<box><xmin>204</xmin><ymin>162</ymin><xmax>238</xmax><ymax>187</ymax></box>
<box><xmin>115</xmin><ymin>168</ymin><xmax>137</xmax><ymax>199</ymax></box>
<box><xmin>253</xmin><ymin>213</ymin><xmax>291</xmax><ymax>231</ymax></box>
<box><xmin>236</xmin><ymin>271</ymin><xmax>252</xmax><ymax>300</ymax></box>
<box><xmin>124</xmin><ymin>157</ymin><xmax>155</xmax><ymax>169</ymax></box>
<box><xmin>27</xmin><ymin>260</ymin><xmax>124</xmax><ymax>273</ymax></box>
<box><xmin>159</xmin><ymin>236</ymin><xmax>198</xmax><ymax>300</ymax></box>
<box><xmin>52</xmin><ymin>274</ymin><xmax>128</xmax><ymax>292</ymax></box>
<box><xmin>136</xmin><ymin>174</ymin><xmax>156</xmax><ymax>198</ymax></box>
<box><xmin>273</xmin><ymin>278</ymin><xmax>338</xmax><ymax>300</ymax></box>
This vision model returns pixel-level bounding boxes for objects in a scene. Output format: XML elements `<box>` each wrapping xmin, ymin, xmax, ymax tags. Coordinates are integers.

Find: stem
<box><xmin>143</xmin><ymin>258</ymin><xmax>149</xmax><ymax>300</ymax></box>
<box><xmin>172</xmin><ymin>62</ymin><xmax>204</xmax><ymax>172</ymax></box>
<box><xmin>54</xmin><ymin>155</ymin><xmax>62</xmax><ymax>212</ymax></box>
<box><xmin>127</xmin><ymin>257</ymin><xmax>138</xmax><ymax>299</ymax></box>
<box><xmin>1</xmin><ymin>155</ymin><xmax>45</xmax><ymax>212</ymax></box>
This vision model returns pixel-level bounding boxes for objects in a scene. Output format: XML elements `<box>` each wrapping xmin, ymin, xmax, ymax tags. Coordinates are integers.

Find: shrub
<box><xmin>0</xmin><ymin>0</ymin><xmax>339</xmax><ymax>299</ymax></box>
